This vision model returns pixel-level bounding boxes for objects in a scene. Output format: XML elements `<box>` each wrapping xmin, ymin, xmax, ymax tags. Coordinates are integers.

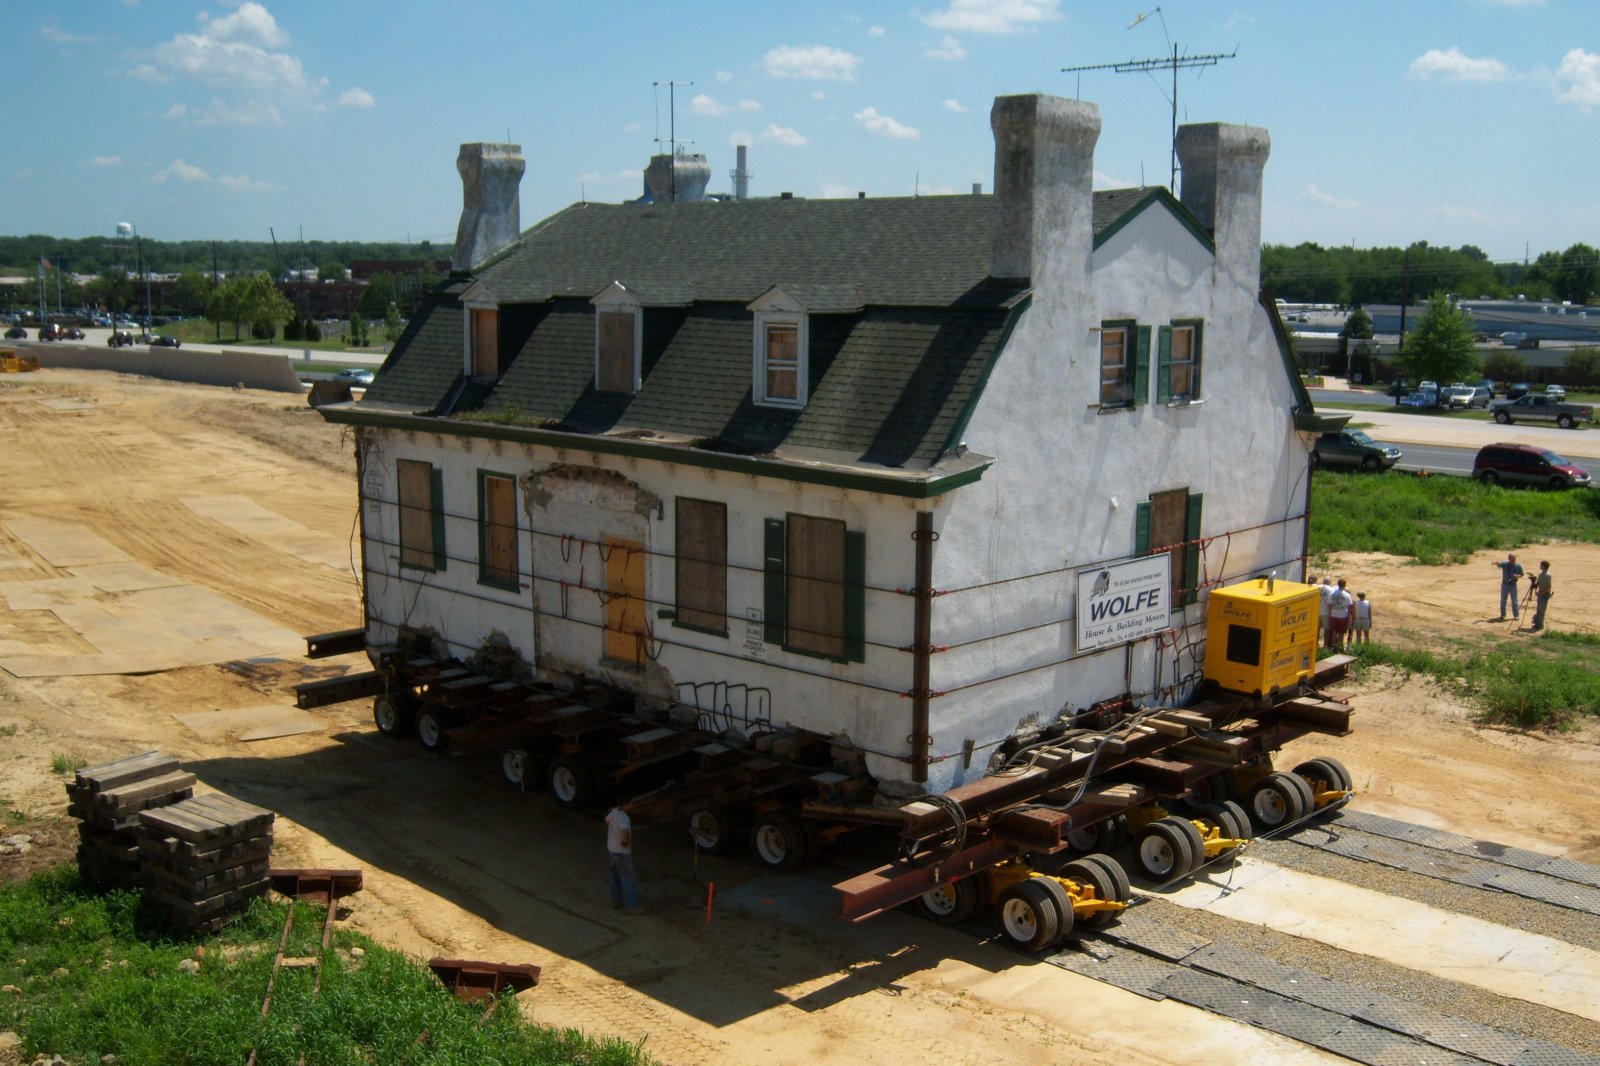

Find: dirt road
<box><xmin>1</xmin><ymin>369</ymin><xmax>1596</xmax><ymax>1065</ymax></box>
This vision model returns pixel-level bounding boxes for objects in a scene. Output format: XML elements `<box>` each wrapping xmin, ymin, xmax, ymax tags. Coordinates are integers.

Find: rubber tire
<box><xmin>1292</xmin><ymin>756</ymin><xmax>1353</xmax><ymax>793</ymax></box>
<box><xmin>1549</xmin><ymin>477</ymin><xmax>1568</xmax><ymax>490</ymax></box>
<box><xmin>1480</xmin><ymin>469</ymin><xmax>1498</xmax><ymax>484</ymax></box>
<box><xmin>372</xmin><ymin>693</ymin><xmax>415</xmax><ymax>739</ymax></box>
<box><xmin>1361</xmin><ymin>454</ymin><xmax>1379</xmax><ymax>472</ymax></box>
<box><xmin>1247</xmin><ymin>771</ymin><xmax>1310</xmax><ymax>833</ymax></box>
<box><xmin>1064</xmin><ymin>815</ymin><xmax>1122</xmax><ymax>855</ymax></box>
<box><xmin>1078</xmin><ymin>853</ymin><xmax>1132</xmax><ymax>905</ymax></box>
<box><xmin>1060</xmin><ymin>857</ymin><xmax>1121</xmax><ymax>929</ymax></box>
<box><xmin>750</xmin><ymin>809</ymin><xmax>812</xmax><ymax>872</ymax></box>
<box><xmin>548</xmin><ymin>754</ymin><xmax>600</xmax><ymax>810</ymax></box>
<box><xmin>1030</xmin><ymin>876</ymin><xmax>1075</xmax><ymax>940</ymax></box>
<box><xmin>688</xmin><ymin>807</ymin><xmax>742</xmax><ymax>855</ymax></box>
<box><xmin>994</xmin><ymin>879</ymin><xmax>1061</xmax><ymax>952</ymax></box>
<box><xmin>1167</xmin><ymin>815</ymin><xmax>1207</xmax><ymax>871</ymax></box>
<box><xmin>1494</xmin><ymin>410</ymin><xmax>1511</xmax><ymax>424</ymax></box>
<box><xmin>415</xmin><ymin>708</ymin><xmax>452</xmax><ymax>753</ymax></box>
<box><xmin>1218</xmin><ymin>799</ymin><xmax>1252</xmax><ymax>841</ymax></box>
<box><xmin>1558</xmin><ymin>414</ymin><xmax>1574</xmax><ymax>429</ymax></box>
<box><xmin>914</xmin><ymin>876</ymin><xmax>983</xmax><ymax>925</ymax></box>
<box><xmin>501</xmin><ymin>748</ymin><xmax>532</xmax><ymax>789</ymax></box>
<box><xmin>1134</xmin><ymin>819</ymin><xmax>1196</xmax><ymax>880</ymax></box>
<box><xmin>1191</xmin><ymin>802</ymin><xmax>1245</xmax><ymax>845</ymax></box>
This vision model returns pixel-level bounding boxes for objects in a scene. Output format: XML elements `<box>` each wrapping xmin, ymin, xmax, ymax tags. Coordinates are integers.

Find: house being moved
<box><xmin>319</xmin><ymin>93</ymin><xmax>1337</xmax><ymax>798</ymax></box>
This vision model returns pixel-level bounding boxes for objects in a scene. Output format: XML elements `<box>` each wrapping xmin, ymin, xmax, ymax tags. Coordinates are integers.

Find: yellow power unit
<box><xmin>1203</xmin><ymin>577</ymin><xmax>1319</xmax><ymax>697</ymax></box>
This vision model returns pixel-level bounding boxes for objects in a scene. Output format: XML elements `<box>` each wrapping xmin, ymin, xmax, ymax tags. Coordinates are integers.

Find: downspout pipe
<box><xmin>912</xmin><ymin>511</ymin><xmax>934</xmax><ymax>783</ymax></box>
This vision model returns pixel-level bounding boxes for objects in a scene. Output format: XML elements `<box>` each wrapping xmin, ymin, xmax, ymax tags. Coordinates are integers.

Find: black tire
<box><xmin>1078</xmin><ymin>853</ymin><xmax>1132</xmax><ymax>905</ymax></box>
<box><xmin>1030</xmin><ymin>876</ymin><xmax>1075</xmax><ymax>939</ymax></box>
<box><xmin>1480</xmin><ymin>469</ymin><xmax>1499</xmax><ymax>485</ymax></box>
<box><xmin>688</xmin><ymin>807</ymin><xmax>742</xmax><ymax>855</ymax></box>
<box><xmin>414</xmin><ymin>708</ymin><xmax>453</xmax><ymax>753</ymax></box>
<box><xmin>1167</xmin><ymin>815</ymin><xmax>1207</xmax><ymax>870</ymax></box>
<box><xmin>1133</xmin><ymin>819</ymin><xmax>1196</xmax><ymax>880</ymax></box>
<box><xmin>1064</xmin><ymin>815</ymin><xmax>1124</xmax><ymax>854</ymax></box>
<box><xmin>1361</xmin><ymin>454</ymin><xmax>1379</xmax><ymax>472</ymax></box>
<box><xmin>750</xmin><ymin>809</ymin><xmax>813</xmax><ymax>872</ymax></box>
<box><xmin>1060</xmin><ymin>857</ymin><xmax>1123</xmax><ymax>929</ymax></box>
<box><xmin>1292</xmin><ymin>756</ymin><xmax>1353</xmax><ymax>793</ymax></box>
<box><xmin>1494</xmin><ymin>410</ymin><xmax>1511</xmax><ymax>424</ymax></box>
<box><xmin>547</xmin><ymin>754</ymin><xmax>600</xmax><ymax>810</ymax></box>
<box><xmin>993</xmin><ymin>879</ymin><xmax>1061</xmax><ymax>952</ymax></box>
<box><xmin>1549</xmin><ymin>476</ymin><xmax>1568</xmax><ymax>490</ymax></box>
<box><xmin>1218</xmin><ymin>799</ymin><xmax>1252</xmax><ymax>841</ymax></box>
<box><xmin>1247</xmin><ymin>771</ymin><xmax>1310</xmax><ymax>833</ymax></box>
<box><xmin>1190</xmin><ymin>802</ymin><xmax>1245</xmax><ymax>845</ymax></box>
<box><xmin>1558</xmin><ymin>414</ymin><xmax>1575</xmax><ymax>429</ymax></box>
<box><xmin>914</xmin><ymin>876</ymin><xmax>983</xmax><ymax>925</ymax></box>
<box><xmin>372</xmin><ymin>693</ymin><xmax>415</xmax><ymax>738</ymax></box>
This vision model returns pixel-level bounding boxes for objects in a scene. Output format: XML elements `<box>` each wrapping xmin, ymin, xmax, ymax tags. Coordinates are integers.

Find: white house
<box><xmin>320</xmin><ymin>94</ymin><xmax>1339</xmax><ymax>798</ymax></box>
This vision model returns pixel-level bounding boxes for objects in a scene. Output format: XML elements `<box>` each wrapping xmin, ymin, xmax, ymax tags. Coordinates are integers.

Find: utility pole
<box><xmin>652</xmin><ymin>79</ymin><xmax>694</xmax><ymax>202</ymax></box>
<box><xmin>212</xmin><ymin>241</ymin><xmax>221</xmax><ymax>340</ymax></box>
<box><xmin>1394</xmin><ymin>247</ymin><xmax>1411</xmax><ymax>406</ymax></box>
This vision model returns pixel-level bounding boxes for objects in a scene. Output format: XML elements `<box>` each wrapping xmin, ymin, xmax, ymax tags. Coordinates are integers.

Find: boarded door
<box><xmin>605</xmin><ymin>536</ymin><xmax>646</xmax><ymax>664</ymax></box>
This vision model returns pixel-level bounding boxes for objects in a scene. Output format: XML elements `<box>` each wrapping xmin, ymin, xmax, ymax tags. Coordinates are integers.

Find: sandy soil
<box><xmin>1</xmin><ymin>368</ymin><xmax>1597</xmax><ymax>1065</ymax></box>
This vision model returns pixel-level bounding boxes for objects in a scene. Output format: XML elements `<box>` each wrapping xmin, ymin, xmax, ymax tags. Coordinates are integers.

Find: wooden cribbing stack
<box><xmin>66</xmin><ymin>751</ymin><xmax>197</xmax><ymax>889</ymax></box>
<box><xmin>137</xmin><ymin>793</ymin><xmax>275</xmax><ymax>933</ymax></box>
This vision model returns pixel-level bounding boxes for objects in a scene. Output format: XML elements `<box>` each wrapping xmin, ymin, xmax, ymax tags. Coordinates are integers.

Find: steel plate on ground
<box><xmin>1188</xmin><ymin>942</ymin><xmax>1301</xmax><ymax>987</ymax></box>
<box><xmin>1095</xmin><ymin>913</ymin><xmax>1210</xmax><ymax>962</ymax></box>
<box><xmin>1045</xmin><ymin>944</ymin><xmax>1173</xmax><ymax>1000</ymax></box>
<box><xmin>1356</xmin><ymin>998</ymin><xmax>1530</xmax><ymax>1064</ymax></box>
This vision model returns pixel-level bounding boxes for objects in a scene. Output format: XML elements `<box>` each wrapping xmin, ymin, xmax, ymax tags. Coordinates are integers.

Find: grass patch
<box><xmin>1309</xmin><ymin>469</ymin><xmax>1600</xmax><ymax>565</ymax></box>
<box><xmin>1350</xmin><ymin>638</ymin><xmax>1600</xmax><ymax>727</ymax></box>
<box><xmin>49</xmin><ymin>754</ymin><xmax>87</xmax><ymax>775</ymax></box>
<box><xmin>0</xmin><ymin>866</ymin><xmax>654</xmax><ymax>1066</ymax></box>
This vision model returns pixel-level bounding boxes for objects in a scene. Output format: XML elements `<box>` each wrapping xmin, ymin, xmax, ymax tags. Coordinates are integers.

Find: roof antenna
<box><xmin>652</xmin><ymin>80</ymin><xmax>694</xmax><ymax>201</ymax></box>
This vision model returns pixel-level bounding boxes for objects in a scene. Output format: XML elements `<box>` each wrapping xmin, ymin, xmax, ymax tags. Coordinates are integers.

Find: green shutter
<box><xmin>1157</xmin><ymin>325</ymin><xmax>1172</xmax><ymax>404</ymax></box>
<box><xmin>1192</xmin><ymin>322</ymin><xmax>1203</xmax><ymax>396</ymax></box>
<box><xmin>1133</xmin><ymin>325</ymin><xmax>1151</xmax><ymax>405</ymax></box>
<box><xmin>763</xmin><ymin>518</ymin><xmax>786</xmax><ymax>644</ymax></box>
<box><xmin>1135</xmin><ymin>500</ymin><xmax>1151</xmax><ymax>555</ymax></box>
<box><xmin>843</xmin><ymin>529</ymin><xmax>866</xmax><ymax>663</ymax></box>
<box><xmin>1184</xmin><ymin>491</ymin><xmax>1204</xmax><ymax>605</ymax></box>
<box><xmin>430</xmin><ymin>466</ymin><xmax>447</xmax><ymax>572</ymax></box>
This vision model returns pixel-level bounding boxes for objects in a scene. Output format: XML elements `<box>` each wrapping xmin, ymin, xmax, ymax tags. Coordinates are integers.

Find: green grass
<box><xmin>49</xmin><ymin>753</ymin><xmax>87</xmax><ymax>775</ymax></box>
<box><xmin>1349</xmin><ymin>638</ymin><xmax>1600</xmax><ymax>728</ymax></box>
<box><xmin>1309</xmin><ymin>469</ymin><xmax>1600</xmax><ymax>565</ymax></box>
<box><xmin>0</xmin><ymin>866</ymin><xmax>654</xmax><ymax>1066</ymax></box>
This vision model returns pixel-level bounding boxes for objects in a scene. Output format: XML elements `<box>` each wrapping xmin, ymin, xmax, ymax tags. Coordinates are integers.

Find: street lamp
<box><xmin>117</xmin><ymin>222</ymin><xmax>152</xmax><ymax>328</ymax></box>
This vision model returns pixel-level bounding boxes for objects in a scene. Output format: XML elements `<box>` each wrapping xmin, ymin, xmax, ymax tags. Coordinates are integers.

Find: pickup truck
<box><xmin>1488</xmin><ymin>393</ymin><xmax>1594</xmax><ymax>429</ymax></box>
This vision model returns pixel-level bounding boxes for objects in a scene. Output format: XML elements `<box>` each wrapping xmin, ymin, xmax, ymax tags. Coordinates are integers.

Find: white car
<box><xmin>334</xmin><ymin>368</ymin><xmax>375</xmax><ymax>385</ymax></box>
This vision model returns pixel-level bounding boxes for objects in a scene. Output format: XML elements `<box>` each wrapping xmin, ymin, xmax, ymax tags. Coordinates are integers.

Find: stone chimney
<box><xmin>1175</xmin><ymin>123</ymin><xmax>1270</xmax><ymax>291</ymax></box>
<box><xmin>452</xmin><ymin>142</ymin><xmax>525</xmax><ymax>273</ymax></box>
<box><xmin>645</xmin><ymin>152</ymin><xmax>711</xmax><ymax>203</ymax></box>
<box><xmin>990</xmin><ymin>94</ymin><xmax>1100</xmax><ymax>283</ymax></box>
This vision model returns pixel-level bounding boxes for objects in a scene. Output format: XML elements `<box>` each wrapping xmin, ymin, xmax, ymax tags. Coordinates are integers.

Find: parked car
<box><xmin>1506</xmin><ymin>382</ymin><xmax>1532</xmax><ymax>401</ymax></box>
<box><xmin>150</xmin><ymin>335</ymin><xmax>181</xmax><ymax>348</ymax></box>
<box><xmin>1543</xmin><ymin>384</ymin><xmax>1566</xmax><ymax>400</ymax></box>
<box><xmin>37</xmin><ymin>323</ymin><xmax>63</xmax><ymax>341</ymax></box>
<box><xmin>1399</xmin><ymin>390</ymin><xmax>1434</xmax><ymax>408</ymax></box>
<box><xmin>1444</xmin><ymin>385</ymin><xmax>1491</xmax><ymax>410</ymax></box>
<box><xmin>107</xmin><ymin>331</ymin><xmax>135</xmax><ymax>348</ymax></box>
<box><xmin>134</xmin><ymin>332</ymin><xmax>156</xmax><ymax>344</ymax></box>
<box><xmin>1312</xmin><ymin>429</ymin><xmax>1401</xmax><ymax>471</ymax></box>
<box><xmin>1488</xmin><ymin>393</ymin><xmax>1594</xmax><ymax>429</ymax></box>
<box><xmin>334</xmin><ymin>367</ymin><xmax>375</xmax><ymax>385</ymax></box>
<box><xmin>59</xmin><ymin>327</ymin><xmax>85</xmax><ymax>340</ymax></box>
<box><xmin>1473</xmin><ymin>443</ymin><xmax>1591</xmax><ymax>489</ymax></box>
<box><xmin>4</xmin><ymin>326</ymin><xmax>26</xmax><ymax>340</ymax></box>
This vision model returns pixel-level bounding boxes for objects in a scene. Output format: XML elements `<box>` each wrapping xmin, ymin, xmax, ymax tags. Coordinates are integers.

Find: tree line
<box><xmin>0</xmin><ymin>235</ymin><xmax>439</xmax><ymax>280</ymax></box>
<box><xmin>1262</xmin><ymin>241</ymin><xmax>1600</xmax><ymax>307</ymax></box>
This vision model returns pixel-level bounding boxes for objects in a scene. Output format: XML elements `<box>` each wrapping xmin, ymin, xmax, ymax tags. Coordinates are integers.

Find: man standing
<box><xmin>606</xmin><ymin>796</ymin><xmax>642</xmax><ymax>914</ymax></box>
<box><xmin>1317</xmin><ymin>576</ymin><xmax>1336</xmax><ymax>649</ymax></box>
<box><xmin>1494</xmin><ymin>553</ymin><xmax>1524</xmax><ymax>620</ymax></box>
<box><xmin>1529</xmin><ymin>561</ymin><xmax>1554</xmax><ymax>631</ymax></box>
<box><xmin>1329</xmin><ymin>578</ymin><xmax>1355</xmax><ymax>651</ymax></box>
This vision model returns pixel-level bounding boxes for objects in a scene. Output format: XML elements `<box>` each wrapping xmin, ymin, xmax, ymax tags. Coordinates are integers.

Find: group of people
<box><xmin>1310</xmin><ymin>575</ymin><xmax>1372</xmax><ymax>650</ymax></box>
<box><xmin>1494</xmin><ymin>553</ymin><xmax>1556</xmax><ymax>631</ymax></box>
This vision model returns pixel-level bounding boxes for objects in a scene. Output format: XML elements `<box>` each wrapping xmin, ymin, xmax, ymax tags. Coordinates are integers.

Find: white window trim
<box><xmin>591</xmin><ymin>282</ymin><xmax>643</xmax><ymax>394</ymax></box>
<box><xmin>753</xmin><ymin>310</ymin><xmax>808</xmax><ymax>408</ymax></box>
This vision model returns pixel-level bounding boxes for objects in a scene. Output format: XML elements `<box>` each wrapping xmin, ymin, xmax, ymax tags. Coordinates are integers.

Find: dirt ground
<box><xmin>1</xmin><ymin>368</ymin><xmax>1597</xmax><ymax>1065</ymax></box>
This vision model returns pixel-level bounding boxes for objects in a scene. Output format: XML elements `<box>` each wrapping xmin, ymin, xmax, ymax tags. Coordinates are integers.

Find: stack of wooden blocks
<box><xmin>138</xmin><ymin>794</ymin><xmax>275</xmax><ymax>933</ymax></box>
<box><xmin>66</xmin><ymin>752</ymin><xmax>197</xmax><ymax>889</ymax></box>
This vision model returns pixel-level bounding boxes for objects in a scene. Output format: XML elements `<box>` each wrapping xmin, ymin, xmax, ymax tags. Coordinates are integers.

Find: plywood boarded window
<box><xmin>597</xmin><ymin>310</ymin><xmax>636</xmax><ymax>393</ymax></box>
<box><xmin>472</xmin><ymin>308</ymin><xmax>499</xmax><ymax>378</ymax></box>
<box><xmin>479</xmin><ymin>473</ymin><xmax>517</xmax><ymax>588</ymax></box>
<box><xmin>764</xmin><ymin>322</ymin><xmax>799</xmax><ymax>402</ymax></box>
<box><xmin>786</xmin><ymin>514</ymin><xmax>845</xmax><ymax>659</ymax></box>
<box><xmin>1099</xmin><ymin>326</ymin><xmax>1130</xmax><ymax>406</ymax></box>
<box><xmin>397</xmin><ymin>459</ymin><xmax>443</xmax><ymax>571</ymax></box>
<box><xmin>674</xmin><ymin>498</ymin><xmax>726</xmax><ymax>634</ymax></box>
<box><xmin>1136</xmin><ymin>487</ymin><xmax>1203</xmax><ymax>609</ymax></box>
<box><xmin>604</xmin><ymin>536</ymin><xmax>647</xmax><ymax>665</ymax></box>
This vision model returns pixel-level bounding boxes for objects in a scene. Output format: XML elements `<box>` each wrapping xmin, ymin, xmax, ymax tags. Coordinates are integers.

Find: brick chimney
<box><xmin>452</xmin><ymin>143</ymin><xmax>525</xmax><ymax>273</ymax></box>
<box><xmin>989</xmin><ymin>94</ymin><xmax>1100</xmax><ymax>283</ymax></box>
<box><xmin>1174</xmin><ymin>123</ymin><xmax>1270</xmax><ymax>291</ymax></box>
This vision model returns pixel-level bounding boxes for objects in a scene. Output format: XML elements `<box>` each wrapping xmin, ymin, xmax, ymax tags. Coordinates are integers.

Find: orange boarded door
<box><xmin>605</xmin><ymin>536</ymin><xmax>646</xmax><ymax>663</ymax></box>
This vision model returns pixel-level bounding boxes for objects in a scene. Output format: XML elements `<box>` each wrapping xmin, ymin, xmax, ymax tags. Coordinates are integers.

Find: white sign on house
<box><xmin>1076</xmin><ymin>554</ymin><xmax>1172</xmax><ymax>652</ymax></box>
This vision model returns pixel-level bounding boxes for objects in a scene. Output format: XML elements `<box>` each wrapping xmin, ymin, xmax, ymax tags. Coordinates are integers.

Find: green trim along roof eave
<box><xmin>1260</xmin><ymin>290</ymin><xmax>1315</xmax><ymax>413</ymax></box>
<box><xmin>936</xmin><ymin>292</ymin><xmax>1032</xmax><ymax>460</ymax></box>
<box><xmin>1092</xmin><ymin>188</ymin><xmax>1216</xmax><ymax>255</ymax></box>
<box><xmin>315</xmin><ymin>404</ymin><xmax>992</xmax><ymax>500</ymax></box>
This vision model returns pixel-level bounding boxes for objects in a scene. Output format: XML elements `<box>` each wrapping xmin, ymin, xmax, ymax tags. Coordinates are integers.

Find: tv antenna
<box><xmin>652</xmin><ymin>80</ymin><xmax>695</xmax><ymax>202</ymax></box>
<box><xmin>1063</xmin><ymin>7</ymin><xmax>1235</xmax><ymax>191</ymax></box>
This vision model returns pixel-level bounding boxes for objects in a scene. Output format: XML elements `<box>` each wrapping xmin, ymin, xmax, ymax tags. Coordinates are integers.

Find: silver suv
<box><xmin>1444</xmin><ymin>385</ymin><xmax>1491</xmax><ymax>409</ymax></box>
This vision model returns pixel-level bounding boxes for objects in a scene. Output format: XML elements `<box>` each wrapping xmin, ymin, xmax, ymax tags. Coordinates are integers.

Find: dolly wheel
<box><xmin>1191</xmin><ymin>802</ymin><xmax>1248</xmax><ymax>847</ymax></box>
<box><xmin>750</xmin><ymin>809</ymin><xmax>813</xmax><ymax>872</ymax></box>
<box><xmin>914</xmin><ymin>876</ymin><xmax>982</xmax><ymax>925</ymax></box>
<box><xmin>1293</xmin><ymin>757</ymin><xmax>1353</xmax><ymax>795</ymax></box>
<box><xmin>501</xmin><ymin>748</ymin><xmax>532</xmax><ymax>789</ymax></box>
<box><xmin>1134</xmin><ymin>818</ymin><xmax>1196</xmax><ymax>880</ymax></box>
<box><xmin>1065</xmin><ymin>814</ymin><xmax>1126</xmax><ymax>854</ymax></box>
<box><xmin>994</xmin><ymin>879</ymin><xmax>1062</xmax><ymax>952</ymax></box>
<box><xmin>1060</xmin><ymin>857</ymin><xmax>1125</xmax><ymax>929</ymax></box>
<box><xmin>373</xmin><ymin>693</ymin><xmax>414</xmax><ymax>738</ymax></box>
<box><xmin>1248</xmin><ymin>771</ymin><xmax>1310</xmax><ymax>832</ymax></box>
<box><xmin>548</xmin><ymin>755</ymin><xmax>599</xmax><ymax>810</ymax></box>
<box><xmin>688</xmin><ymin>807</ymin><xmax>742</xmax><ymax>855</ymax></box>
<box><xmin>415</xmin><ymin>708</ymin><xmax>452</xmax><ymax>753</ymax></box>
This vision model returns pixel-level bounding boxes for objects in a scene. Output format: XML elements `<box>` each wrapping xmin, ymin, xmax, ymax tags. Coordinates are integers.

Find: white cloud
<box><xmin>132</xmin><ymin>64</ymin><xmax>169</xmax><ymax>83</ymax></box>
<box><xmin>738</xmin><ymin>98</ymin><xmax>762</xmax><ymax>112</ymax></box>
<box><xmin>1553</xmin><ymin>48</ymin><xmax>1600</xmax><ymax>110</ymax></box>
<box><xmin>165</xmin><ymin>102</ymin><xmax>188</xmax><ymax>118</ymax></box>
<box><xmin>86</xmin><ymin>156</ymin><xmax>123</xmax><ymax>168</ymax></box>
<box><xmin>1301</xmin><ymin>184</ymin><xmax>1361</xmax><ymax>211</ymax></box>
<box><xmin>869</xmin><ymin>25</ymin><xmax>887</xmax><ymax>37</ymax></box>
<box><xmin>822</xmin><ymin>183</ymin><xmax>859</xmax><ymax>198</ymax></box>
<box><xmin>39</xmin><ymin>21</ymin><xmax>97</xmax><ymax>44</ymax></box>
<box><xmin>923</xmin><ymin>0</ymin><xmax>1060</xmax><ymax>34</ymax></box>
<box><xmin>1092</xmin><ymin>168</ymin><xmax>1131</xmax><ymax>188</ymax></box>
<box><xmin>691</xmin><ymin>93</ymin><xmax>732</xmax><ymax>116</ymax></box>
<box><xmin>943</xmin><ymin>98</ymin><xmax>969</xmax><ymax>113</ymax></box>
<box><xmin>760</xmin><ymin>124</ymin><xmax>809</xmax><ymax>147</ymax></box>
<box><xmin>810</xmin><ymin>90</ymin><xmax>827</xmax><ymax>101</ymax></box>
<box><xmin>925</xmin><ymin>35</ymin><xmax>966</xmax><ymax>60</ymax></box>
<box><xmin>716</xmin><ymin>70</ymin><xmax>733</xmax><ymax>82</ymax></box>
<box><xmin>1409</xmin><ymin>47</ymin><xmax>1508</xmax><ymax>82</ymax></box>
<box><xmin>168</xmin><ymin>97</ymin><xmax>285</xmax><ymax>127</ymax></box>
<box><xmin>199</xmin><ymin>2</ymin><xmax>289</xmax><ymax>47</ymax></box>
<box><xmin>217</xmin><ymin>172</ymin><xmax>271</xmax><ymax>191</ymax></box>
<box><xmin>728</xmin><ymin>130</ymin><xmax>751</xmax><ymax>148</ymax></box>
<box><xmin>1434</xmin><ymin>203</ymin><xmax>1494</xmax><ymax>223</ymax></box>
<box><xmin>763</xmin><ymin>44</ymin><xmax>861</xmax><ymax>81</ymax></box>
<box><xmin>624</xmin><ymin>121</ymin><xmax>643</xmax><ymax>134</ymax></box>
<box><xmin>336</xmin><ymin>87</ymin><xmax>374</xmax><ymax>108</ymax></box>
<box><xmin>155</xmin><ymin>158</ymin><xmax>211</xmax><ymax>184</ymax></box>
<box><xmin>853</xmin><ymin>107</ymin><xmax>920</xmax><ymax>140</ymax></box>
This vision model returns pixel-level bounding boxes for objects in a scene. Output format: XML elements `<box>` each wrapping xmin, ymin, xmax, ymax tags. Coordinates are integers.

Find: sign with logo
<box><xmin>1077</xmin><ymin>554</ymin><xmax>1171</xmax><ymax>652</ymax></box>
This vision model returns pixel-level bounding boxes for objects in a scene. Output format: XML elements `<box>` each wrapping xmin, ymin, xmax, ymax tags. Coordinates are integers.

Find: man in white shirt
<box><xmin>606</xmin><ymin>797</ymin><xmax>642</xmax><ymax>913</ymax></box>
<box><xmin>1316</xmin><ymin>576</ymin><xmax>1336</xmax><ymax>649</ymax></box>
<box><xmin>1329</xmin><ymin>578</ymin><xmax>1355</xmax><ymax>651</ymax></box>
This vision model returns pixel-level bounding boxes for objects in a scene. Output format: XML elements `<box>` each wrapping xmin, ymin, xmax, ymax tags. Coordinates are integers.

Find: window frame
<box><xmin>397</xmin><ymin>458</ymin><xmax>445</xmax><ymax>573</ymax></box>
<box><xmin>672</xmin><ymin>497</ymin><xmax>728</xmax><ymax>636</ymax></box>
<box><xmin>762</xmin><ymin>514</ymin><xmax>865</xmax><ymax>663</ymax></box>
<box><xmin>753</xmin><ymin>310</ymin><xmax>808</xmax><ymax>408</ymax></box>
<box><xmin>594</xmin><ymin>306</ymin><xmax>642</xmax><ymax>395</ymax></box>
<box><xmin>1098</xmin><ymin>319</ymin><xmax>1149</xmax><ymax>408</ymax></box>
<box><xmin>476</xmin><ymin>470</ymin><xmax>519</xmax><ymax>591</ymax></box>
<box><xmin>1159</xmin><ymin>319</ymin><xmax>1203</xmax><ymax>404</ymax></box>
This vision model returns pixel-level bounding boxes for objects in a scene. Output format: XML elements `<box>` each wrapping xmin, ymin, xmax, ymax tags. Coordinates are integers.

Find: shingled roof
<box><xmin>356</xmin><ymin>187</ymin><xmax>1208</xmax><ymax>472</ymax></box>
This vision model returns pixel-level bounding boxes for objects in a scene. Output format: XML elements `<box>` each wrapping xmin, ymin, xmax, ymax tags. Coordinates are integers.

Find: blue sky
<box><xmin>6</xmin><ymin>0</ymin><xmax>1597</xmax><ymax>264</ymax></box>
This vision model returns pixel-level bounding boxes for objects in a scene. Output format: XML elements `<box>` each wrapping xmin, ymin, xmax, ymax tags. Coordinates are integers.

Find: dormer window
<box><xmin>749</xmin><ymin>287</ymin><xmax>808</xmax><ymax>408</ymax></box>
<box><xmin>470</xmin><ymin>307</ymin><xmax>499</xmax><ymax>378</ymax></box>
<box><xmin>591</xmin><ymin>282</ymin><xmax>642</xmax><ymax>394</ymax></box>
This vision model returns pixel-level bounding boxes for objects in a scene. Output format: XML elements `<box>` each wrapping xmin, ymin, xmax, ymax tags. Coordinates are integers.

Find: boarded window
<box><xmin>604</xmin><ymin>536</ymin><xmax>646</xmax><ymax>665</ymax></box>
<box><xmin>398</xmin><ymin>459</ymin><xmax>441</xmax><ymax>570</ymax></box>
<box><xmin>765</xmin><ymin>322</ymin><xmax>799</xmax><ymax>402</ymax></box>
<box><xmin>1100</xmin><ymin>326</ymin><xmax>1130</xmax><ymax>406</ymax></box>
<box><xmin>598</xmin><ymin>310</ymin><xmax>636</xmax><ymax>393</ymax></box>
<box><xmin>473</xmin><ymin>309</ymin><xmax>499</xmax><ymax>378</ymax></box>
<box><xmin>786</xmin><ymin>514</ymin><xmax>845</xmax><ymax>659</ymax></box>
<box><xmin>1137</xmin><ymin>488</ymin><xmax>1203</xmax><ymax>609</ymax></box>
<box><xmin>674</xmin><ymin>498</ymin><xmax>726</xmax><ymax>634</ymax></box>
<box><xmin>480</xmin><ymin>474</ymin><xmax>517</xmax><ymax>587</ymax></box>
